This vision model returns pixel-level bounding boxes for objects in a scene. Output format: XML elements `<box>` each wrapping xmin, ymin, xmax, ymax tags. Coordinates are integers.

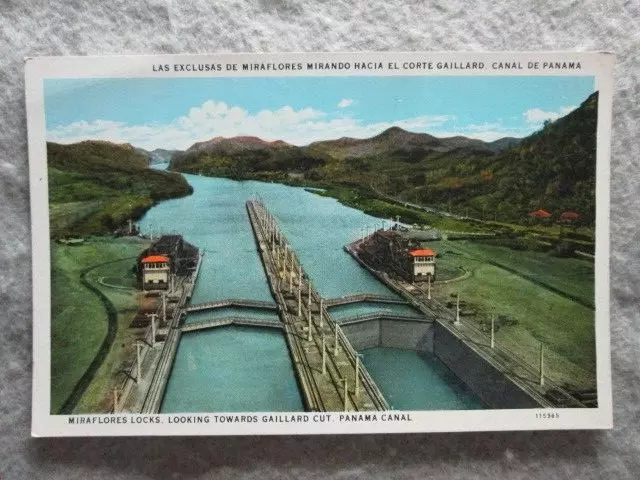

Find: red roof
<box><xmin>141</xmin><ymin>255</ymin><xmax>169</xmax><ymax>263</ymax></box>
<box><xmin>529</xmin><ymin>209</ymin><xmax>552</xmax><ymax>218</ymax></box>
<box><xmin>560</xmin><ymin>211</ymin><xmax>580</xmax><ymax>219</ymax></box>
<box><xmin>409</xmin><ymin>248</ymin><xmax>436</xmax><ymax>257</ymax></box>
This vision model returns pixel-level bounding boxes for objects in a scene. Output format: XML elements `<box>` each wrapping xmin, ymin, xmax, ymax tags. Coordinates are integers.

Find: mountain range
<box><xmin>168</xmin><ymin>125</ymin><xmax>524</xmax><ymax>191</ymax></box>
<box><xmin>47</xmin><ymin>91</ymin><xmax>597</xmax><ymax>232</ymax></box>
<box><xmin>168</xmin><ymin>91</ymin><xmax>597</xmax><ymax>224</ymax></box>
<box><xmin>170</xmin><ymin>127</ymin><xmax>518</xmax><ymax>166</ymax></box>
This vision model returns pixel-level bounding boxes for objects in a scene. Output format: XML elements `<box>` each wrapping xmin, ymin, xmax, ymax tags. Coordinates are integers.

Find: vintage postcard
<box><xmin>26</xmin><ymin>52</ymin><xmax>614</xmax><ymax>436</ymax></box>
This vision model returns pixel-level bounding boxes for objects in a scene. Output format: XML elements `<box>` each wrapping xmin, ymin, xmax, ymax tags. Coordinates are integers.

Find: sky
<box><xmin>44</xmin><ymin>75</ymin><xmax>595</xmax><ymax>150</ymax></box>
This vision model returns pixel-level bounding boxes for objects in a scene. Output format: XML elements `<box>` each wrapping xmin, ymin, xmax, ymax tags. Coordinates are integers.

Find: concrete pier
<box><xmin>182</xmin><ymin>317</ymin><xmax>284</xmax><ymax>332</ymax></box>
<box><xmin>185</xmin><ymin>299</ymin><xmax>277</xmax><ymax>313</ymax></box>
<box><xmin>246</xmin><ymin>200</ymin><xmax>389</xmax><ymax>412</ymax></box>
<box><xmin>139</xmin><ymin>250</ymin><xmax>204</xmax><ymax>413</ymax></box>
<box><xmin>344</xmin><ymin>238</ymin><xmax>586</xmax><ymax>409</ymax></box>
<box><xmin>324</xmin><ymin>293</ymin><xmax>410</xmax><ymax>307</ymax></box>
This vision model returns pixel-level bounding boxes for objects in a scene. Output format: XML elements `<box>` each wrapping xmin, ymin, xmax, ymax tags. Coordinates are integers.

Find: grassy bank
<box><xmin>170</xmin><ymin>167</ymin><xmax>595</xmax><ymax>253</ymax></box>
<box><xmin>454</xmin><ymin>240</ymin><xmax>595</xmax><ymax>307</ymax></box>
<box><xmin>50</xmin><ymin>237</ymin><xmax>149</xmax><ymax>414</ymax></box>
<box><xmin>427</xmin><ymin>239</ymin><xmax>596</xmax><ymax>387</ymax></box>
<box><xmin>74</xmin><ymin>254</ymin><xmax>146</xmax><ymax>413</ymax></box>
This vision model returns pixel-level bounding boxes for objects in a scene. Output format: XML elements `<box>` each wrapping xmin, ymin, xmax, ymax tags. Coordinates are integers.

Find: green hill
<box><xmin>170</xmin><ymin>135</ymin><xmax>327</xmax><ymax>181</ymax></box>
<box><xmin>48</xmin><ymin>141</ymin><xmax>193</xmax><ymax>237</ymax></box>
<box><xmin>417</xmin><ymin>92</ymin><xmax>598</xmax><ymax>224</ymax></box>
<box><xmin>169</xmin><ymin>91</ymin><xmax>598</xmax><ymax>225</ymax></box>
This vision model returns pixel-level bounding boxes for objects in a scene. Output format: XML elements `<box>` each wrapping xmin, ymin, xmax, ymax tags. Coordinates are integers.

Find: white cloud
<box><xmin>47</xmin><ymin>99</ymin><xmax>543</xmax><ymax>149</ymax></box>
<box><xmin>337</xmin><ymin>98</ymin><xmax>353</xmax><ymax>108</ymax></box>
<box><xmin>47</xmin><ymin>99</ymin><xmax>461</xmax><ymax>149</ymax></box>
<box><xmin>440</xmin><ymin>123</ymin><xmax>531</xmax><ymax>142</ymax></box>
<box><xmin>523</xmin><ymin>105</ymin><xmax>576</xmax><ymax>124</ymax></box>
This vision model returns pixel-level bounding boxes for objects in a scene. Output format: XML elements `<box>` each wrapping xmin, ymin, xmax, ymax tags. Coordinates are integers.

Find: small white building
<box><xmin>407</xmin><ymin>248</ymin><xmax>436</xmax><ymax>282</ymax></box>
<box><xmin>141</xmin><ymin>254</ymin><xmax>170</xmax><ymax>290</ymax></box>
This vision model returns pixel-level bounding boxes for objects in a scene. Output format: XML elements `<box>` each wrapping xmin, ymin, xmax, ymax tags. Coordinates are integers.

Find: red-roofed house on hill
<box><xmin>559</xmin><ymin>211</ymin><xmax>581</xmax><ymax>222</ymax></box>
<box><xmin>408</xmin><ymin>248</ymin><xmax>436</xmax><ymax>281</ymax></box>
<box><xmin>529</xmin><ymin>209</ymin><xmax>552</xmax><ymax>219</ymax></box>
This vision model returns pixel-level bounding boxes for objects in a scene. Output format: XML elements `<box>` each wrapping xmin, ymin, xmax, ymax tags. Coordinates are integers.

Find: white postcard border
<box><xmin>25</xmin><ymin>51</ymin><xmax>615</xmax><ymax>437</ymax></box>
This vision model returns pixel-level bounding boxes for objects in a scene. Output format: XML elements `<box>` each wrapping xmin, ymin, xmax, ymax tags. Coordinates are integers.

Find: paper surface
<box><xmin>26</xmin><ymin>52</ymin><xmax>613</xmax><ymax>437</ymax></box>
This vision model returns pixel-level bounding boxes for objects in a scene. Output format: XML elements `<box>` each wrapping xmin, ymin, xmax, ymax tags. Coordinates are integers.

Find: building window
<box><xmin>144</xmin><ymin>262</ymin><xmax>168</xmax><ymax>270</ymax></box>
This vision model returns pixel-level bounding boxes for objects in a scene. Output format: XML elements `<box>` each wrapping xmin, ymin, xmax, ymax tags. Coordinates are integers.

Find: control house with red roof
<box><xmin>408</xmin><ymin>248</ymin><xmax>436</xmax><ymax>282</ymax></box>
<box><xmin>358</xmin><ymin>229</ymin><xmax>437</xmax><ymax>283</ymax></box>
<box><xmin>140</xmin><ymin>254</ymin><xmax>170</xmax><ymax>290</ymax></box>
<box><xmin>136</xmin><ymin>234</ymin><xmax>199</xmax><ymax>291</ymax></box>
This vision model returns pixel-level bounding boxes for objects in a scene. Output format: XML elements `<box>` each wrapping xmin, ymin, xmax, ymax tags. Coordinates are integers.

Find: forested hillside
<box><xmin>168</xmin><ymin>91</ymin><xmax>598</xmax><ymax>225</ymax></box>
<box><xmin>48</xmin><ymin>141</ymin><xmax>192</xmax><ymax>237</ymax></box>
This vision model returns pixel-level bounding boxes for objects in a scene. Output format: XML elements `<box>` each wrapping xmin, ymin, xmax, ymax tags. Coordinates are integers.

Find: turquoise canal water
<box><xmin>141</xmin><ymin>173</ymin><xmax>395</xmax><ymax>303</ymax></box>
<box><xmin>161</xmin><ymin>326</ymin><xmax>303</xmax><ymax>412</ymax></box>
<box><xmin>140</xmin><ymin>168</ymin><xmax>482</xmax><ymax>412</ymax></box>
<box><xmin>361</xmin><ymin>348</ymin><xmax>482</xmax><ymax>410</ymax></box>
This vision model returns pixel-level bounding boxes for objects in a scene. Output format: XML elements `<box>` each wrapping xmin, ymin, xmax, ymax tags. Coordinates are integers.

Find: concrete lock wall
<box><xmin>380</xmin><ymin>320</ymin><xmax>434</xmax><ymax>352</ymax></box>
<box><xmin>342</xmin><ymin>320</ymin><xmax>434</xmax><ymax>353</ymax></box>
<box><xmin>341</xmin><ymin>317</ymin><xmax>541</xmax><ymax>409</ymax></box>
<box><xmin>432</xmin><ymin>321</ymin><xmax>542</xmax><ymax>409</ymax></box>
<box><xmin>342</xmin><ymin>320</ymin><xmax>380</xmax><ymax>350</ymax></box>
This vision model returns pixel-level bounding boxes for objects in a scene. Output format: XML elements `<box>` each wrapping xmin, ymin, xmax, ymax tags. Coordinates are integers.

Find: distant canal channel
<box><xmin>140</xmin><ymin>166</ymin><xmax>483</xmax><ymax>412</ymax></box>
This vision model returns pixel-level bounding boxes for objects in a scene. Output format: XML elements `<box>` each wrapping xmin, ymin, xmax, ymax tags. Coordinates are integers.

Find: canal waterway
<box><xmin>161</xmin><ymin>326</ymin><xmax>304</xmax><ymax>412</ymax></box>
<box><xmin>361</xmin><ymin>348</ymin><xmax>482</xmax><ymax>410</ymax></box>
<box><xmin>141</xmin><ymin>165</ymin><xmax>482</xmax><ymax>412</ymax></box>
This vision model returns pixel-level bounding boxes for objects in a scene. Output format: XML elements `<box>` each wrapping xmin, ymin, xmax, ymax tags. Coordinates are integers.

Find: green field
<box><xmin>49</xmin><ymin>200</ymin><xmax>105</xmax><ymax>238</ymax></box>
<box><xmin>448</xmin><ymin>240</ymin><xmax>594</xmax><ymax>307</ymax></box>
<box><xmin>75</xmin><ymin>257</ymin><xmax>144</xmax><ymax>413</ymax></box>
<box><xmin>427</xmin><ymin>239</ymin><xmax>596</xmax><ymax>387</ymax></box>
<box><xmin>50</xmin><ymin>237</ymin><xmax>149</xmax><ymax>414</ymax></box>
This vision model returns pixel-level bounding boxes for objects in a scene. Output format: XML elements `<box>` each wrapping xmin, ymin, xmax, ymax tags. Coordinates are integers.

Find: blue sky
<box><xmin>44</xmin><ymin>76</ymin><xmax>594</xmax><ymax>150</ymax></box>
